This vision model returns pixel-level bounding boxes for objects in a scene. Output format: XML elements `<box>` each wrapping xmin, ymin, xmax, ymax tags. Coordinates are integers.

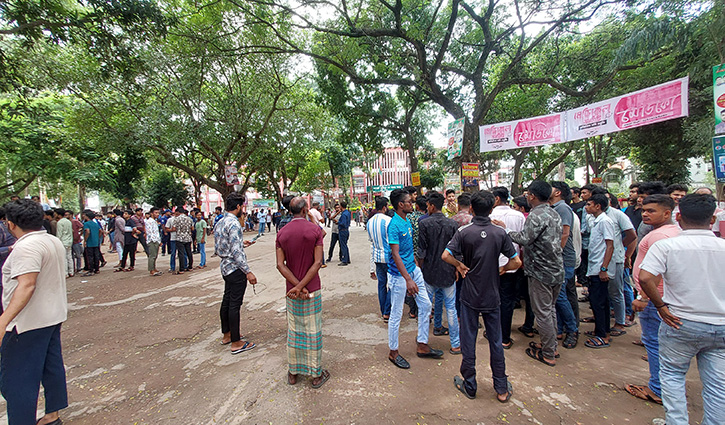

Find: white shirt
<box><xmin>146</xmin><ymin>218</ymin><xmax>161</xmax><ymax>243</ymax></box>
<box><xmin>2</xmin><ymin>231</ymin><xmax>67</xmax><ymax>333</ymax></box>
<box><xmin>257</xmin><ymin>212</ymin><xmax>266</xmax><ymax>223</ymax></box>
<box><xmin>309</xmin><ymin>208</ymin><xmax>324</xmax><ymax>228</ymax></box>
<box><xmin>604</xmin><ymin>207</ymin><xmax>634</xmax><ymax>263</ymax></box>
<box><xmin>640</xmin><ymin>229</ymin><xmax>725</xmax><ymax>325</ymax></box>
<box><xmin>490</xmin><ymin>205</ymin><xmax>525</xmax><ymax>271</ymax></box>
<box><xmin>367</xmin><ymin>213</ymin><xmax>392</xmax><ymax>273</ymax></box>
<box><xmin>165</xmin><ymin>216</ymin><xmax>177</xmax><ymax>241</ymax></box>
<box><xmin>587</xmin><ymin>213</ymin><xmax>616</xmax><ymax>278</ymax></box>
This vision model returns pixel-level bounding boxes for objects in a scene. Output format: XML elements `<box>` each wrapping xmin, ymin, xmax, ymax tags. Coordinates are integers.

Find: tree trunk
<box><xmin>509</xmin><ymin>148</ymin><xmax>531</xmax><ymax>196</ymax></box>
<box><xmin>78</xmin><ymin>184</ymin><xmax>86</xmax><ymax>211</ymax></box>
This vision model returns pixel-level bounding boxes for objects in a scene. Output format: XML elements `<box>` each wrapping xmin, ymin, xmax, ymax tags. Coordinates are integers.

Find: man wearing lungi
<box><xmin>276</xmin><ymin>197</ymin><xmax>330</xmax><ymax>388</ymax></box>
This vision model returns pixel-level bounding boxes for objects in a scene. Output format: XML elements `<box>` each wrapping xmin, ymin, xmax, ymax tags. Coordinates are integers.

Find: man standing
<box><xmin>175</xmin><ymin>208</ymin><xmax>194</xmax><ymax>272</ymax></box>
<box><xmin>194</xmin><ymin>211</ymin><xmax>207</xmax><ymax>269</ymax></box>
<box><xmin>570</xmin><ymin>187</ymin><xmax>586</xmax><ymax>220</ymax></box>
<box><xmin>0</xmin><ymin>199</ymin><xmax>69</xmax><ymax>425</ymax></box>
<box><xmin>276</xmin><ymin>197</ymin><xmax>329</xmax><ymax>388</ymax></box>
<box><xmin>326</xmin><ymin>204</ymin><xmax>341</xmax><ymax>263</ymax></box>
<box><xmin>112</xmin><ymin>209</ymin><xmax>125</xmax><ymax>266</ymax></box>
<box><xmin>442</xmin><ymin>189</ymin><xmax>458</xmax><ymax>217</ymax></box>
<box><xmin>257</xmin><ymin>209</ymin><xmax>266</xmax><ymax>237</ymax></box>
<box><xmin>56</xmin><ymin>209</ymin><xmax>74</xmax><ymax>278</ymax></box>
<box><xmin>667</xmin><ymin>184</ymin><xmax>688</xmax><ymax>207</ymax></box>
<box><xmin>70</xmin><ymin>211</ymin><xmax>84</xmax><ymax>274</ymax></box>
<box><xmin>582</xmin><ymin>194</ymin><xmax>616</xmax><ymax>349</ymax></box>
<box><xmin>211</xmin><ymin>206</ymin><xmax>223</xmax><ymax>257</ymax></box>
<box><xmin>0</xmin><ymin>207</ymin><xmax>17</xmax><ymax>314</ymax></box>
<box><xmin>117</xmin><ymin>210</ymin><xmax>139</xmax><ymax>273</ymax></box>
<box><xmin>549</xmin><ymin>181</ymin><xmax>579</xmax><ymax>348</ymax></box>
<box><xmin>367</xmin><ymin>197</ymin><xmax>392</xmax><ymax>322</ymax></box>
<box><xmin>498</xmin><ymin>181</ymin><xmax>564</xmax><ymax>366</ymax></box>
<box><xmin>160</xmin><ymin>209</ymin><xmax>171</xmax><ymax>256</ymax></box>
<box><xmin>146</xmin><ymin>208</ymin><xmax>162</xmax><ymax>276</ymax></box>
<box><xmin>639</xmin><ymin>194</ymin><xmax>725</xmax><ymax>425</ymax></box>
<box><xmin>133</xmin><ymin>208</ymin><xmax>148</xmax><ymax>255</ymax></box>
<box><xmin>418</xmin><ymin>192</ymin><xmax>460</xmax><ymax>353</ymax></box>
<box><xmin>625</xmin><ymin>194</ymin><xmax>678</xmax><ymax>405</ymax></box>
<box><xmin>215</xmin><ymin>192</ymin><xmax>257</xmax><ymax>355</ymax></box>
<box><xmin>335</xmin><ymin>202</ymin><xmax>351</xmax><ymax>266</ymax></box>
<box><xmin>443</xmin><ymin>190</ymin><xmax>520</xmax><ymax>402</ymax></box>
<box><xmin>308</xmin><ymin>202</ymin><xmax>326</xmax><ymax>268</ymax></box>
<box><xmin>451</xmin><ymin>193</ymin><xmax>474</xmax><ymax>316</ymax></box>
<box><xmin>82</xmin><ymin>211</ymin><xmax>103</xmax><ymax>277</ymax></box>
<box><xmin>490</xmin><ymin>187</ymin><xmax>531</xmax><ymax>346</ymax></box>
<box><xmin>386</xmin><ymin>189</ymin><xmax>441</xmax><ymax>369</ymax></box>
<box><xmin>624</xmin><ymin>183</ymin><xmax>643</xmax><ymax>231</ymax></box>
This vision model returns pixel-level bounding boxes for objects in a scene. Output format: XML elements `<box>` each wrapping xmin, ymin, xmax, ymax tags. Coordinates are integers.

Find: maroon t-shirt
<box><xmin>275</xmin><ymin>218</ymin><xmax>324</xmax><ymax>292</ymax></box>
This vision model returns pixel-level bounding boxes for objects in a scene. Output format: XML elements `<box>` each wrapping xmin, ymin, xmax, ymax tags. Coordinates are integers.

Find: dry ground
<box><xmin>0</xmin><ymin>224</ymin><xmax>706</xmax><ymax>424</ymax></box>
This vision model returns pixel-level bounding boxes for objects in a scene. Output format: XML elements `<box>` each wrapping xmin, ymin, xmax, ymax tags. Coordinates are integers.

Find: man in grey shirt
<box><xmin>550</xmin><ymin>182</ymin><xmax>579</xmax><ymax>349</ymax></box>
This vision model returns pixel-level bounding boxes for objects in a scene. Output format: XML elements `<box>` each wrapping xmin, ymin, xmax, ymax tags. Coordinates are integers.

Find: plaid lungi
<box><xmin>287</xmin><ymin>290</ymin><xmax>323</xmax><ymax>377</ymax></box>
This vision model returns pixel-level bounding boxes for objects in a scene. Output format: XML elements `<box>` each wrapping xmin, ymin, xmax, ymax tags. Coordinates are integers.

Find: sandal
<box><xmin>497</xmin><ymin>381</ymin><xmax>513</xmax><ymax>403</ymax></box>
<box><xmin>525</xmin><ymin>347</ymin><xmax>556</xmax><ymax>367</ymax></box>
<box><xmin>453</xmin><ymin>375</ymin><xmax>475</xmax><ymax>399</ymax></box>
<box><xmin>562</xmin><ymin>332</ymin><xmax>578</xmax><ymax>349</ymax></box>
<box><xmin>585</xmin><ymin>336</ymin><xmax>610</xmax><ymax>349</ymax></box>
<box><xmin>311</xmin><ymin>369</ymin><xmax>330</xmax><ymax>389</ymax></box>
<box><xmin>624</xmin><ymin>384</ymin><xmax>662</xmax><ymax>405</ymax></box>
<box><xmin>517</xmin><ymin>326</ymin><xmax>536</xmax><ymax>338</ymax></box>
<box><xmin>632</xmin><ymin>340</ymin><xmax>645</xmax><ymax>347</ymax></box>
<box><xmin>287</xmin><ymin>372</ymin><xmax>298</xmax><ymax>385</ymax></box>
<box><xmin>580</xmin><ymin>316</ymin><xmax>595</xmax><ymax>323</ymax></box>
<box><xmin>610</xmin><ymin>328</ymin><xmax>627</xmax><ymax>337</ymax></box>
<box><xmin>231</xmin><ymin>341</ymin><xmax>256</xmax><ymax>354</ymax></box>
<box><xmin>502</xmin><ymin>340</ymin><xmax>514</xmax><ymax>350</ymax></box>
<box><xmin>528</xmin><ymin>341</ymin><xmax>560</xmax><ymax>358</ymax></box>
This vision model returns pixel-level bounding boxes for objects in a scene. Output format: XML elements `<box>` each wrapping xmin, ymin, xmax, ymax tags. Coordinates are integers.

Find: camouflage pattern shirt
<box><xmin>508</xmin><ymin>203</ymin><xmax>564</xmax><ymax>286</ymax></box>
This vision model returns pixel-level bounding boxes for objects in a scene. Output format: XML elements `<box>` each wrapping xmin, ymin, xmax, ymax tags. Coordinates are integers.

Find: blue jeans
<box><xmin>0</xmin><ymin>324</ymin><xmax>68</xmax><ymax>425</ymax></box>
<box><xmin>375</xmin><ymin>263</ymin><xmax>391</xmax><ymax>317</ymax></box>
<box><xmin>169</xmin><ymin>240</ymin><xmax>177</xmax><ymax>271</ymax></box>
<box><xmin>338</xmin><ymin>229</ymin><xmax>350</xmax><ymax>263</ymax></box>
<box><xmin>387</xmin><ymin>267</ymin><xmax>431</xmax><ymax>351</ymax></box>
<box><xmin>198</xmin><ymin>242</ymin><xmax>206</xmax><ymax>267</ymax></box>
<box><xmin>608</xmin><ymin>262</ymin><xmax>626</xmax><ymax>325</ymax></box>
<box><xmin>257</xmin><ymin>222</ymin><xmax>265</xmax><ymax>236</ymax></box>
<box><xmin>623</xmin><ymin>268</ymin><xmax>634</xmax><ymax>317</ymax></box>
<box><xmin>428</xmin><ymin>287</ymin><xmax>445</xmax><ymax>328</ymax></box>
<box><xmin>556</xmin><ymin>266</ymin><xmax>578</xmax><ymax>334</ymax></box>
<box><xmin>639</xmin><ymin>301</ymin><xmax>661</xmax><ymax>397</ymax></box>
<box><xmin>659</xmin><ymin>318</ymin><xmax>725</xmax><ymax>425</ymax></box>
<box><xmin>425</xmin><ymin>283</ymin><xmax>459</xmax><ymax>349</ymax></box>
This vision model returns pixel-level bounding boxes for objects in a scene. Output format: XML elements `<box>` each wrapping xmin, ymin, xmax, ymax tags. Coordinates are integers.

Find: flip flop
<box><xmin>449</xmin><ymin>348</ymin><xmax>462</xmax><ymax>355</ymax></box>
<box><xmin>580</xmin><ymin>316</ymin><xmax>595</xmax><ymax>323</ymax></box>
<box><xmin>453</xmin><ymin>375</ymin><xmax>475</xmax><ymax>399</ymax></box>
<box><xmin>585</xmin><ymin>336</ymin><xmax>610</xmax><ymax>349</ymax></box>
<box><xmin>231</xmin><ymin>341</ymin><xmax>256</xmax><ymax>354</ymax></box>
<box><xmin>632</xmin><ymin>340</ymin><xmax>645</xmax><ymax>347</ymax></box>
<box><xmin>152</xmin><ymin>271</ymin><xmax>163</xmax><ymax>276</ymax></box>
<box><xmin>497</xmin><ymin>381</ymin><xmax>514</xmax><ymax>403</ymax></box>
<box><xmin>526</xmin><ymin>347</ymin><xmax>556</xmax><ymax>367</ymax></box>
<box><xmin>502</xmin><ymin>340</ymin><xmax>514</xmax><ymax>350</ymax></box>
<box><xmin>287</xmin><ymin>372</ymin><xmax>298</xmax><ymax>385</ymax></box>
<box><xmin>517</xmin><ymin>326</ymin><xmax>536</xmax><ymax>338</ymax></box>
<box><xmin>528</xmin><ymin>341</ymin><xmax>560</xmax><ymax>358</ymax></box>
<box><xmin>311</xmin><ymin>370</ymin><xmax>330</xmax><ymax>389</ymax></box>
<box><xmin>624</xmin><ymin>384</ymin><xmax>662</xmax><ymax>405</ymax></box>
<box><xmin>610</xmin><ymin>328</ymin><xmax>627</xmax><ymax>337</ymax></box>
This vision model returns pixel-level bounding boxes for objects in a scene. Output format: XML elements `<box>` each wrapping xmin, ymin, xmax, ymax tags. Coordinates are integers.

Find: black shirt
<box><xmin>418</xmin><ymin>212</ymin><xmax>458</xmax><ymax>287</ymax></box>
<box><xmin>446</xmin><ymin>216</ymin><xmax>517</xmax><ymax>311</ymax></box>
<box><xmin>571</xmin><ymin>201</ymin><xmax>586</xmax><ymax>221</ymax></box>
<box><xmin>624</xmin><ymin>205</ymin><xmax>642</xmax><ymax>231</ymax></box>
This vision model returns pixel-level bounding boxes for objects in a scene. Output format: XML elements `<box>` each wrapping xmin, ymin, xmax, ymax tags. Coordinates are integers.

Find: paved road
<box><xmin>1</xmin><ymin>224</ymin><xmax>703</xmax><ymax>424</ymax></box>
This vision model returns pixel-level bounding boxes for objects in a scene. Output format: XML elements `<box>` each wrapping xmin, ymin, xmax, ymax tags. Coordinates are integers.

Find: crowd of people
<box><xmin>1</xmin><ymin>179</ymin><xmax>724</xmax><ymax>425</ymax></box>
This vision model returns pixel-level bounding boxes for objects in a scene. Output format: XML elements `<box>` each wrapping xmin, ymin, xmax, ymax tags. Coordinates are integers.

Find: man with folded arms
<box><xmin>443</xmin><ymin>190</ymin><xmax>520</xmax><ymax>402</ymax></box>
<box><xmin>639</xmin><ymin>193</ymin><xmax>725</xmax><ymax>425</ymax></box>
<box><xmin>0</xmin><ymin>199</ymin><xmax>68</xmax><ymax>425</ymax></box>
<box><xmin>386</xmin><ymin>188</ymin><xmax>441</xmax><ymax>369</ymax></box>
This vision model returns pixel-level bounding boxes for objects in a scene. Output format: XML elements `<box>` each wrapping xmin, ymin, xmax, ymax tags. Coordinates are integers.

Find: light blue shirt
<box><xmin>367</xmin><ymin>213</ymin><xmax>392</xmax><ymax>272</ymax></box>
<box><xmin>587</xmin><ymin>213</ymin><xmax>616</xmax><ymax>278</ymax></box>
<box><xmin>604</xmin><ymin>206</ymin><xmax>634</xmax><ymax>264</ymax></box>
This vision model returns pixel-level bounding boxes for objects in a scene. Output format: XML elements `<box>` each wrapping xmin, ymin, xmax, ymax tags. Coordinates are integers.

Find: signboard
<box><xmin>446</xmin><ymin>118</ymin><xmax>465</xmax><ymax>160</ymax></box>
<box><xmin>366</xmin><ymin>184</ymin><xmax>404</xmax><ymax>192</ymax></box>
<box><xmin>714</xmin><ymin>65</ymin><xmax>725</xmax><ymax>134</ymax></box>
<box><xmin>251</xmin><ymin>198</ymin><xmax>275</xmax><ymax>209</ymax></box>
<box><xmin>461</xmin><ymin>163</ymin><xmax>480</xmax><ymax>187</ymax></box>
<box><xmin>480</xmin><ymin>113</ymin><xmax>565</xmax><ymax>153</ymax></box>
<box><xmin>480</xmin><ymin>77</ymin><xmax>690</xmax><ymax>152</ymax></box>
<box><xmin>713</xmin><ymin>136</ymin><xmax>725</xmax><ymax>182</ymax></box>
<box><xmin>591</xmin><ymin>177</ymin><xmax>603</xmax><ymax>184</ymax></box>
<box><xmin>411</xmin><ymin>172</ymin><xmax>421</xmax><ymax>186</ymax></box>
<box><xmin>224</xmin><ymin>163</ymin><xmax>239</xmax><ymax>186</ymax></box>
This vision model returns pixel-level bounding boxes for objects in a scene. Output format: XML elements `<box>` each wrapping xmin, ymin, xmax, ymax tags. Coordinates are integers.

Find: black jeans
<box><xmin>121</xmin><ymin>241</ymin><xmax>137</xmax><ymax>268</ymax></box>
<box><xmin>588</xmin><ymin>275</ymin><xmax>611</xmax><ymax>338</ymax></box>
<box><xmin>576</xmin><ymin>249</ymin><xmax>589</xmax><ymax>285</ymax></box>
<box><xmin>565</xmin><ymin>270</ymin><xmax>579</xmax><ymax>323</ymax></box>
<box><xmin>327</xmin><ymin>232</ymin><xmax>339</xmax><ymax>260</ymax></box>
<box><xmin>181</xmin><ymin>241</ymin><xmax>193</xmax><ymax>270</ymax></box>
<box><xmin>499</xmin><ymin>272</ymin><xmax>519</xmax><ymax>344</ymax></box>
<box><xmin>459</xmin><ymin>303</ymin><xmax>508</xmax><ymax>396</ymax></box>
<box><xmin>516</xmin><ymin>271</ymin><xmax>536</xmax><ymax>331</ymax></box>
<box><xmin>220</xmin><ymin>269</ymin><xmax>248</xmax><ymax>342</ymax></box>
<box><xmin>85</xmin><ymin>246</ymin><xmax>101</xmax><ymax>272</ymax></box>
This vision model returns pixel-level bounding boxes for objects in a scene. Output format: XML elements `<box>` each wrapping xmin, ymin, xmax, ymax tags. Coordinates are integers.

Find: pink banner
<box><xmin>480</xmin><ymin>77</ymin><xmax>689</xmax><ymax>151</ymax></box>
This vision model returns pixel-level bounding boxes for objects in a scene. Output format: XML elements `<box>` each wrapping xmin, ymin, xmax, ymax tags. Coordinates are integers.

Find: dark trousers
<box><xmin>517</xmin><ymin>272</ymin><xmax>536</xmax><ymax>331</ymax></box>
<box><xmin>327</xmin><ymin>233</ymin><xmax>339</xmax><ymax>260</ymax></box>
<box><xmin>459</xmin><ymin>303</ymin><xmax>508</xmax><ymax>396</ymax></box>
<box><xmin>161</xmin><ymin>234</ymin><xmax>170</xmax><ymax>255</ymax></box>
<box><xmin>121</xmin><ymin>241</ymin><xmax>137</xmax><ymax>269</ymax></box>
<box><xmin>565</xmin><ymin>270</ymin><xmax>580</xmax><ymax>323</ymax></box>
<box><xmin>375</xmin><ymin>263</ymin><xmax>391</xmax><ymax>317</ymax></box>
<box><xmin>576</xmin><ymin>249</ymin><xmax>589</xmax><ymax>285</ymax></box>
<box><xmin>499</xmin><ymin>271</ymin><xmax>520</xmax><ymax>344</ymax></box>
<box><xmin>138</xmin><ymin>237</ymin><xmax>148</xmax><ymax>255</ymax></box>
<box><xmin>181</xmin><ymin>242</ymin><xmax>193</xmax><ymax>270</ymax></box>
<box><xmin>220</xmin><ymin>269</ymin><xmax>248</xmax><ymax>342</ymax></box>
<box><xmin>455</xmin><ymin>277</ymin><xmax>462</xmax><ymax>316</ymax></box>
<box><xmin>85</xmin><ymin>246</ymin><xmax>101</xmax><ymax>272</ymax></box>
<box><xmin>588</xmin><ymin>275</ymin><xmax>611</xmax><ymax>338</ymax></box>
<box><xmin>177</xmin><ymin>241</ymin><xmax>188</xmax><ymax>270</ymax></box>
<box><xmin>0</xmin><ymin>324</ymin><xmax>68</xmax><ymax>425</ymax></box>
<box><xmin>338</xmin><ymin>229</ymin><xmax>350</xmax><ymax>263</ymax></box>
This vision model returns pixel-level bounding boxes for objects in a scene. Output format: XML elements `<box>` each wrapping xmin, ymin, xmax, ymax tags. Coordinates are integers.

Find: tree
<box><xmin>141</xmin><ymin>168</ymin><xmax>191</xmax><ymax>208</ymax></box>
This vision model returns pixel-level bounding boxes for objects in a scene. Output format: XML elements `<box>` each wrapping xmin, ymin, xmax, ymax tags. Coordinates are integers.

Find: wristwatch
<box><xmin>600</xmin><ymin>266</ymin><xmax>608</xmax><ymax>272</ymax></box>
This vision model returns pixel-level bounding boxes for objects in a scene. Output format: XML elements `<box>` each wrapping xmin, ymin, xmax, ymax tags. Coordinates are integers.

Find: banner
<box><xmin>411</xmin><ymin>172</ymin><xmax>421</xmax><ymax>186</ymax></box>
<box><xmin>447</xmin><ymin>118</ymin><xmax>465</xmax><ymax>160</ymax></box>
<box><xmin>480</xmin><ymin>113</ymin><xmax>564</xmax><ymax>153</ymax></box>
<box><xmin>480</xmin><ymin>77</ymin><xmax>690</xmax><ymax>152</ymax></box>
<box><xmin>714</xmin><ymin>65</ymin><xmax>725</xmax><ymax>134</ymax></box>
<box><xmin>251</xmin><ymin>199</ymin><xmax>275</xmax><ymax>209</ymax></box>
<box><xmin>224</xmin><ymin>163</ymin><xmax>239</xmax><ymax>186</ymax></box>
<box><xmin>461</xmin><ymin>163</ymin><xmax>480</xmax><ymax>187</ymax></box>
<box><xmin>713</xmin><ymin>136</ymin><xmax>725</xmax><ymax>182</ymax></box>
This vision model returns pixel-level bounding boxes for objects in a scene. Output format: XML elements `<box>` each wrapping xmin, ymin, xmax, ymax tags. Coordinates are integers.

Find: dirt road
<box><xmin>1</xmin><ymin>225</ymin><xmax>703</xmax><ymax>424</ymax></box>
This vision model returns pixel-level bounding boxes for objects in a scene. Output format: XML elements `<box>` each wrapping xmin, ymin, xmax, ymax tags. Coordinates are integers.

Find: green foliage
<box><xmin>141</xmin><ymin>168</ymin><xmax>190</xmax><ymax>208</ymax></box>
